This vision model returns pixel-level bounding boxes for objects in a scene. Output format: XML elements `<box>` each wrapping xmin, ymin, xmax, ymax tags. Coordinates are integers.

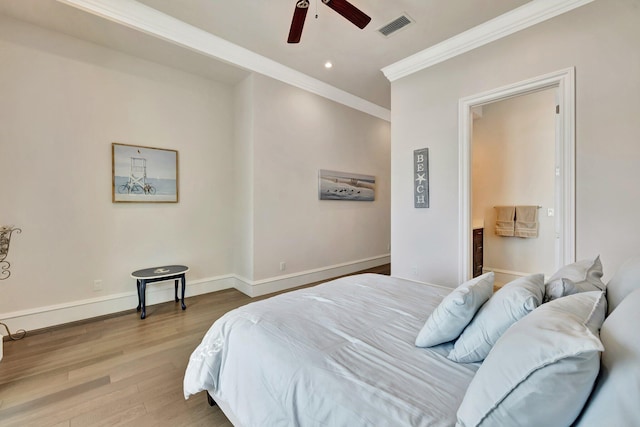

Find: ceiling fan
<box><xmin>288</xmin><ymin>0</ymin><xmax>372</xmax><ymax>44</ymax></box>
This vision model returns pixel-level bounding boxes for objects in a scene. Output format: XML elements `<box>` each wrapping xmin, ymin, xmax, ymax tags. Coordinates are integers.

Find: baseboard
<box><xmin>0</xmin><ymin>275</ymin><xmax>236</xmax><ymax>335</ymax></box>
<box><xmin>234</xmin><ymin>255</ymin><xmax>391</xmax><ymax>297</ymax></box>
<box><xmin>0</xmin><ymin>256</ymin><xmax>391</xmax><ymax>335</ymax></box>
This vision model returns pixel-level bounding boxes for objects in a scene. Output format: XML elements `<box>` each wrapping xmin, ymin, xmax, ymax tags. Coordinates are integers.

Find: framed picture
<box><xmin>112</xmin><ymin>143</ymin><xmax>179</xmax><ymax>203</ymax></box>
<box><xmin>318</xmin><ymin>170</ymin><xmax>375</xmax><ymax>201</ymax></box>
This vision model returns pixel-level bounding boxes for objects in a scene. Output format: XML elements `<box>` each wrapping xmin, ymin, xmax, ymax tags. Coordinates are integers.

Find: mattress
<box><xmin>184</xmin><ymin>273</ymin><xmax>479</xmax><ymax>426</ymax></box>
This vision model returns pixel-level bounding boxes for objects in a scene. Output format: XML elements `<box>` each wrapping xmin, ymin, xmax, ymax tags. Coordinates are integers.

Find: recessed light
<box><xmin>324</xmin><ymin>61</ymin><xmax>333</xmax><ymax>69</ymax></box>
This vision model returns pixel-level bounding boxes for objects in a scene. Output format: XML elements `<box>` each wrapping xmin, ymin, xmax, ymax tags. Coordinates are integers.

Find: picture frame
<box><xmin>112</xmin><ymin>142</ymin><xmax>179</xmax><ymax>203</ymax></box>
<box><xmin>318</xmin><ymin>170</ymin><xmax>375</xmax><ymax>201</ymax></box>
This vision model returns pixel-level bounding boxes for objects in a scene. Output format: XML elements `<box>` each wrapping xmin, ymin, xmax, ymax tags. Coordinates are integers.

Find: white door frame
<box><xmin>458</xmin><ymin>67</ymin><xmax>576</xmax><ymax>282</ymax></box>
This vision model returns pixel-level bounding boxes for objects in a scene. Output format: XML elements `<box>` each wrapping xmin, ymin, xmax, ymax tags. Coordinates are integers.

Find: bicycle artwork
<box><xmin>112</xmin><ymin>143</ymin><xmax>178</xmax><ymax>203</ymax></box>
<box><xmin>116</xmin><ymin>157</ymin><xmax>156</xmax><ymax>195</ymax></box>
<box><xmin>117</xmin><ymin>181</ymin><xmax>156</xmax><ymax>195</ymax></box>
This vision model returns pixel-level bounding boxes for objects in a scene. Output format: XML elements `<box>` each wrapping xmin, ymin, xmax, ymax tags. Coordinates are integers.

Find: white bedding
<box><xmin>184</xmin><ymin>274</ymin><xmax>479</xmax><ymax>427</ymax></box>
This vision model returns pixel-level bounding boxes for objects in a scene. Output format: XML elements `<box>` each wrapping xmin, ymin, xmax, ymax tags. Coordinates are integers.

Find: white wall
<box><xmin>233</xmin><ymin>75</ymin><xmax>255</xmax><ymax>281</ymax></box>
<box><xmin>391</xmin><ymin>0</ymin><xmax>640</xmax><ymax>286</ymax></box>
<box><xmin>248</xmin><ymin>74</ymin><xmax>391</xmax><ymax>284</ymax></box>
<box><xmin>472</xmin><ymin>89</ymin><xmax>556</xmax><ymax>278</ymax></box>
<box><xmin>0</xmin><ymin>16</ymin><xmax>236</xmax><ymax>318</ymax></box>
<box><xmin>0</xmin><ymin>16</ymin><xmax>391</xmax><ymax>330</ymax></box>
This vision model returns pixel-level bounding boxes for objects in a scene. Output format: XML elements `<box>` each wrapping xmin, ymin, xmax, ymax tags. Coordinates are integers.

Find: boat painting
<box><xmin>318</xmin><ymin>170</ymin><xmax>375</xmax><ymax>201</ymax></box>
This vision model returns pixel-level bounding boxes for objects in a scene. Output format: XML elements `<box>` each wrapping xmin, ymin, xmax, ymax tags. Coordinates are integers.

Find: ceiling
<box><xmin>0</xmin><ymin>0</ymin><xmax>533</xmax><ymax>110</ymax></box>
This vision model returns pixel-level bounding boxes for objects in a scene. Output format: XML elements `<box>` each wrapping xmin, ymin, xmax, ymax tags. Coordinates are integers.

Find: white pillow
<box><xmin>447</xmin><ymin>274</ymin><xmax>544</xmax><ymax>363</ymax></box>
<box><xmin>604</xmin><ymin>256</ymin><xmax>640</xmax><ymax>315</ymax></box>
<box><xmin>574</xmin><ymin>288</ymin><xmax>640</xmax><ymax>426</ymax></box>
<box><xmin>415</xmin><ymin>272</ymin><xmax>494</xmax><ymax>347</ymax></box>
<box><xmin>545</xmin><ymin>256</ymin><xmax>605</xmax><ymax>301</ymax></box>
<box><xmin>456</xmin><ymin>291</ymin><xmax>606</xmax><ymax>427</ymax></box>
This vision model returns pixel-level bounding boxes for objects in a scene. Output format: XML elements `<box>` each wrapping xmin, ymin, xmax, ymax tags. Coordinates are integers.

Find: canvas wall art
<box><xmin>318</xmin><ymin>170</ymin><xmax>375</xmax><ymax>201</ymax></box>
<box><xmin>112</xmin><ymin>143</ymin><xmax>179</xmax><ymax>203</ymax></box>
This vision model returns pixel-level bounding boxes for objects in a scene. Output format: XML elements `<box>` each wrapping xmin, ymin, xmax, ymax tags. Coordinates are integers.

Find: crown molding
<box><xmin>382</xmin><ymin>0</ymin><xmax>594</xmax><ymax>82</ymax></box>
<box><xmin>56</xmin><ymin>0</ymin><xmax>390</xmax><ymax>121</ymax></box>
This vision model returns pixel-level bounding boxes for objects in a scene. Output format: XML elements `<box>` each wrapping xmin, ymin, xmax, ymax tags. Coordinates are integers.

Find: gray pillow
<box><xmin>447</xmin><ymin>274</ymin><xmax>544</xmax><ymax>363</ymax></box>
<box><xmin>456</xmin><ymin>291</ymin><xmax>606</xmax><ymax>427</ymax></box>
<box><xmin>545</xmin><ymin>256</ymin><xmax>605</xmax><ymax>302</ymax></box>
<box><xmin>604</xmin><ymin>256</ymin><xmax>640</xmax><ymax>315</ymax></box>
<box><xmin>415</xmin><ymin>272</ymin><xmax>494</xmax><ymax>347</ymax></box>
<box><xmin>574</xmin><ymin>288</ymin><xmax>640</xmax><ymax>426</ymax></box>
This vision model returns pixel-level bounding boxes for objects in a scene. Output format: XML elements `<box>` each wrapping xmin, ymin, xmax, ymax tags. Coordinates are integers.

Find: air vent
<box><xmin>377</xmin><ymin>15</ymin><xmax>413</xmax><ymax>37</ymax></box>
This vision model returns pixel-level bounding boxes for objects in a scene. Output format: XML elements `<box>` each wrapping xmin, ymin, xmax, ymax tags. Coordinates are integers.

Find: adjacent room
<box><xmin>1</xmin><ymin>0</ymin><xmax>639</xmax><ymax>426</ymax></box>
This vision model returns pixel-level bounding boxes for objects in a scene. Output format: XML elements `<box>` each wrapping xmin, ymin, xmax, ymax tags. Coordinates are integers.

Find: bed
<box><xmin>184</xmin><ymin>258</ymin><xmax>640</xmax><ymax>426</ymax></box>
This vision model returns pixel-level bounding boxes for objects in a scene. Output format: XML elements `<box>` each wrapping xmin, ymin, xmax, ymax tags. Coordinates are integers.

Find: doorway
<box><xmin>458</xmin><ymin>68</ymin><xmax>576</xmax><ymax>283</ymax></box>
<box><xmin>472</xmin><ymin>88</ymin><xmax>556</xmax><ymax>285</ymax></box>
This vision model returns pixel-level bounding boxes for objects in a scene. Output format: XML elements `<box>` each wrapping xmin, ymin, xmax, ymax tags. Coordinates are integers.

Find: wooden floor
<box><xmin>0</xmin><ymin>264</ymin><xmax>390</xmax><ymax>427</ymax></box>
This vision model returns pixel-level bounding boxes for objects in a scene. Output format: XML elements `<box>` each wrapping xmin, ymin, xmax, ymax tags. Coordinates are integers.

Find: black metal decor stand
<box><xmin>0</xmin><ymin>226</ymin><xmax>27</xmax><ymax>340</ymax></box>
<box><xmin>0</xmin><ymin>226</ymin><xmax>21</xmax><ymax>280</ymax></box>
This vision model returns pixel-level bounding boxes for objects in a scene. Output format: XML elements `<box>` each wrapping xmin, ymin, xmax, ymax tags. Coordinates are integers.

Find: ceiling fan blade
<box><xmin>288</xmin><ymin>1</ymin><xmax>310</xmax><ymax>43</ymax></box>
<box><xmin>322</xmin><ymin>0</ymin><xmax>371</xmax><ymax>29</ymax></box>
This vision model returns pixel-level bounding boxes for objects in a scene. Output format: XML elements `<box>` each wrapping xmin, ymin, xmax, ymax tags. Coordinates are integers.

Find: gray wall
<box><xmin>391</xmin><ymin>0</ymin><xmax>640</xmax><ymax>285</ymax></box>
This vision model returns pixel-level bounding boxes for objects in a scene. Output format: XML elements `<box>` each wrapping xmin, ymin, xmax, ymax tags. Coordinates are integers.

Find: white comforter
<box><xmin>184</xmin><ymin>274</ymin><xmax>479</xmax><ymax>427</ymax></box>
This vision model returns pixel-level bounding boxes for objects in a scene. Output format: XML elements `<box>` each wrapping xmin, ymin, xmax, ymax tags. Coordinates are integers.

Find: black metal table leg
<box><xmin>140</xmin><ymin>279</ymin><xmax>147</xmax><ymax>319</ymax></box>
<box><xmin>174</xmin><ymin>279</ymin><xmax>179</xmax><ymax>302</ymax></box>
<box><xmin>136</xmin><ymin>279</ymin><xmax>141</xmax><ymax>312</ymax></box>
<box><xmin>180</xmin><ymin>274</ymin><xmax>187</xmax><ymax>310</ymax></box>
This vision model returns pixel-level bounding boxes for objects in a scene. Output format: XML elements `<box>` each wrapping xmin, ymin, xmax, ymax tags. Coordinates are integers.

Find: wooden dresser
<box><xmin>472</xmin><ymin>227</ymin><xmax>484</xmax><ymax>278</ymax></box>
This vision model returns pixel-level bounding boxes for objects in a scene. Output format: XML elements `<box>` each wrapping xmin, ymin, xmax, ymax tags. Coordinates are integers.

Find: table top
<box><xmin>131</xmin><ymin>265</ymin><xmax>189</xmax><ymax>279</ymax></box>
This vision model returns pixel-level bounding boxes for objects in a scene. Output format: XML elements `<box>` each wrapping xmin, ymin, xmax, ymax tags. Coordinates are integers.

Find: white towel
<box><xmin>515</xmin><ymin>205</ymin><xmax>539</xmax><ymax>238</ymax></box>
<box><xmin>495</xmin><ymin>206</ymin><xmax>515</xmax><ymax>237</ymax></box>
